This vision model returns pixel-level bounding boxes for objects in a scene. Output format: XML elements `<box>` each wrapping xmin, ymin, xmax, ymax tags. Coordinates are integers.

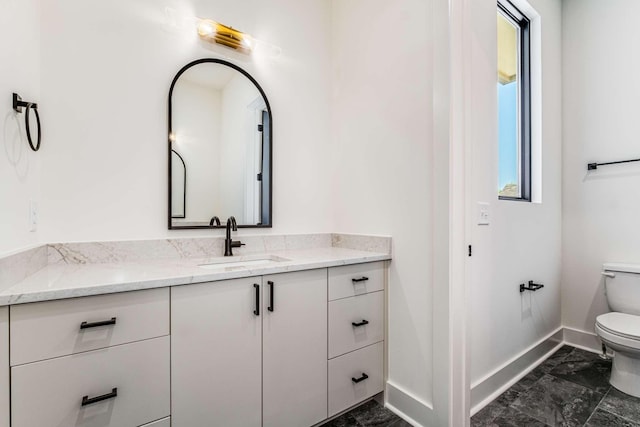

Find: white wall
<box><xmin>562</xmin><ymin>0</ymin><xmax>640</xmax><ymax>335</ymax></box>
<box><xmin>0</xmin><ymin>0</ymin><xmax>41</xmax><ymax>255</ymax></box>
<box><xmin>468</xmin><ymin>0</ymin><xmax>562</xmax><ymax>388</ymax></box>
<box><xmin>37</xmin><ymin>0</ymin><xmax>334</xmax><ymax>243</ymax></box>
<box><xmin>330</xmin><ymin>0</ymin><xmax>438</xmax><ymax>421</ymax></box>
<box><xmin>172</xmin><ymin>79</ymin><xmax>221</xmax><ymax>222</ymax></box>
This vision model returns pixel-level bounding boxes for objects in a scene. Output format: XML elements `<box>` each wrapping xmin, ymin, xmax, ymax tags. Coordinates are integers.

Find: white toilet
<box><xmin>596</xmin><ymin>263</ymin><xmax>640</xmax><ymax>397</ymax></box>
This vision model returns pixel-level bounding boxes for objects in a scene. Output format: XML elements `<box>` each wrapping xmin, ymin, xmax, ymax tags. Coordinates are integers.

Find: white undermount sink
<box><xmin>198</xmin><ymin>255</ymin><xmax>290</xmax><ymax>270</ymax></box>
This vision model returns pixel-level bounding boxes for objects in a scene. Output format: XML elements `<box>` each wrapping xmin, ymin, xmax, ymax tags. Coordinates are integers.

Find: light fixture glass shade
<box><xmin>197</xmin><ymin>19</ymin><xmax>253</xmax><ymax>54</ymax></box>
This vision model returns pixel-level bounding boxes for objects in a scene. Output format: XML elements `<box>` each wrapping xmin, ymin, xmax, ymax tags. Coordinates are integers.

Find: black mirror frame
<box><xmin>170</xmin><ymin>149</ymin><xmax>186</xmax><ymax>219</ymax></box>
<box><xmin>167</xmin><ymin>58</ymin><xmax>273</xmax><ymax>230</ymax></box>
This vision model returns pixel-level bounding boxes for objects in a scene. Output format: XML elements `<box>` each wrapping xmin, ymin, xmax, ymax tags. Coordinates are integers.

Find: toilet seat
<box><xmin>596</xmin><ymin>312</ymin><xmax>640</xmax><ymax>350</ymax></box>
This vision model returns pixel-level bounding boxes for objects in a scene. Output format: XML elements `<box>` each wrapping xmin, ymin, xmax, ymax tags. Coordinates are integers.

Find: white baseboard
<box><xmin>563</xmin><ymin>327</ymin><xmax>602</xmax><ymax>354</ymax></box>
<box><xmin>385</xmin><ymin>381</ymin><xmax>435</xmax><ymax>427</ymax></box>
<box><xmin>470</xmin><ymin>326</ymin><xmax>605</xmax><ymax>415</ymax></box>
<box><xmin>470</xmin><ymin>327</ymin><xmax>564</xmax><ymax>415</ymax></box>
<box><xmin>387</xmin><ymin>327</ymin><xmax>605</xmax><ymax>422</ymax></box>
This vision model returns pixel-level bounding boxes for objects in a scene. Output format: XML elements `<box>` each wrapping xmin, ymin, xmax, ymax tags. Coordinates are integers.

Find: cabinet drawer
<box><xmin>10</xmin><ymin>288</ymin><xmax>169</xmax><ymax>365</ymax></box>
<box><xmin>329</xmin><ymin>262</ymin><xmax>385</xmax><ymax>301</ymax></box>
<box><xmin>328</xmin><ymin>342</ymin><xmax>384</xmax><ymax>417</ymax></box>
<box><xmin>11</xmin><ymin>336</ymin><xmax>170</xmax><ymax>427</ymax></box>
<box><xmin>329</xmin><ymin>291</ymin><xmax>384</xmax><ymax>358</ymax></box>
<box><xmin>140</xmin><ymin>417</ymin><xmax>170</xmax><ymax>427</ymax></box>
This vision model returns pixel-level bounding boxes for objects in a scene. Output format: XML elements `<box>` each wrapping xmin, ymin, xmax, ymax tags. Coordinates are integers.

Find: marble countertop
<box><xmin>0</xmin><ymin>247</ymin><xmax>391</xmax><ymax>306</ymax></box>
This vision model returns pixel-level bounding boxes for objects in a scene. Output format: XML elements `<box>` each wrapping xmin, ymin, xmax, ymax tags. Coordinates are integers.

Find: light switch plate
<box><xmin>477</xmin><ymin>202</ymin><xmax>490</xmax><ymax>225</ymax></box>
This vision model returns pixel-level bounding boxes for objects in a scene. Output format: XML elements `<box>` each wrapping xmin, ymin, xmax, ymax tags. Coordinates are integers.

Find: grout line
<box><xmin>593</xmin><ymin>387</ymin><xmax>640</xmax><ymax>426</ymax></box>
<box><xmin>474</xmin><ymin>345</ymin><xmax>603</xmax><ymax>427</ymax></box>
<box><xmin>596</xmin><ymin>407</ymin><xmax>640</xmax><ymax>426</ymax></box>
<box><xmin>543</xmin><ymin>347</ymin><xmax>611</xmax><ymax>398</ymax></box>
<box><xmin>545</xmin><ymin>370</ymin><xmax>608</xmax><ymax>397</ymax></box>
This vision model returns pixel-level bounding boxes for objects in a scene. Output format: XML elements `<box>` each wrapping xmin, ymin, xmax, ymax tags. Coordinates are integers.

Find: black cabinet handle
<box><xmin>81</xmin><ymin>388</ymin><xmax>117</xmax><ymax>406</ymax></box>
<box><xmin>268</xmin><ymin>281</ymin><xmax>274</xmax><ymax>312</ymax></box>
<box><xmin>351</xmin><ymin>373</ymin><xmax>369</xmax><ymax>384</ymax></box>
<box><xmin>254</xmin><ymin>284</ymin><xmax>260</xmax><ymax>316</ymax></box>
<box><xmin>80</xmin><ymin>317</ymin><xmax>116</xmax><ymax>330</ymax></box>
<box><xmin>352</xmin><ymin>320</ymin><xmax>369</xmax><ymax>327</ymax></box>
<box><xmin>352</xmin><ymin>277</ymin><xmax>369</xmax><ymax>283</ymax></box>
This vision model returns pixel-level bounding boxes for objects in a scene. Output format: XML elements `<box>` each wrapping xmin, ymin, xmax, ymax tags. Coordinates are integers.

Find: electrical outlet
<box><xmin>477</xmin><ymin>202</ymin><xmax>490</xmax><ymax>225</ymax></box>
<box><xmin>29</xmin><ymin>200</ymin><xmax>38</xmax><ymax>232</ymax></box>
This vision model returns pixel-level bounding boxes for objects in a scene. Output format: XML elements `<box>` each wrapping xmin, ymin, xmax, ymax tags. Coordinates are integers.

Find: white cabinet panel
<box><xmin>328</xmin><ymin>342</ymin><xmax>384</xmax><ymax>417</ymax></box>
<box><xmin>171</xmin><ymin>278</ymin><xmax>262</xmax><ymax>427</ymax></box>
<box><xmin>263</xmin><ymin>269</ymin><xmax>328</xmax><ymax>427</ymax></box>
<box><xmin>11</xmin><ymin>336</ymin><xmax>170</xmax><ymax>427</ymax></box>
<box><xmin>328</xmin><ymin>262</ymin><xmax>385</xmax><ymax>301</ymax></box>
<box><xmin>10</xmin><ymin>288</ymin><xmax>169</xmax><ymax>365</ymax></box>
<box><xmin>0</xmin><ymin>307</ymin><xmax>8</xmax><ymax>427</ymax></box>
<box><xmin>329</xmin><ymin>291</ymin><xmax>384</xmax><ymax>358</ymax></box>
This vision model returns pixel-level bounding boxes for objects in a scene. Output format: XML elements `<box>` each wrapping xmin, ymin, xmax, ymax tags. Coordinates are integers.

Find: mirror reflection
<box><xmin>169</xmin><ymin>59</ymin><xmax>272</xmax><ymax>229</ymax></box>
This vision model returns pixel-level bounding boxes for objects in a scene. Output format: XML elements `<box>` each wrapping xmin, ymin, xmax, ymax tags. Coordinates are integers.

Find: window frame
<box><xmin>498</xmin><ymin>0</ymin><xmax>532</xmax><ymax>202</ymax></box>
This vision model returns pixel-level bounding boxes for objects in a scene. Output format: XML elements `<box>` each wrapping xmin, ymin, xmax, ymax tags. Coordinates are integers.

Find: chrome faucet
<box><xmin>224</xmin><ymin>216</ymin><xmax>244</xmax><ymax>256</ymax></box>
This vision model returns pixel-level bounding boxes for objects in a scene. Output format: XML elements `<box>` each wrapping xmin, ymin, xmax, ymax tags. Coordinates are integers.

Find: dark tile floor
<box><xmin>323</xmin><ymin>399</ymin><xmax>412</xmax><ymax>427</ymax></box>
<box><xmin>472</xmin><ymin>345</ymin><xmax>640</xmax><ymax>426</ymax></box>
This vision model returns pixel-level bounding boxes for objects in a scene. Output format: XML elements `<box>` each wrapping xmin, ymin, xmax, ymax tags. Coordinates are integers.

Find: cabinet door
<box><xmin>0</xmin><ymin>307</ymin><xmax>7</xmax><ymax>427</ymax></box>
<box><xmin>263</xmin><ymin>269</ymin><xmax>328</xmax><ymax>427</ymax></box>
<box><xmin>171</xmin><ymin>278</ymin><xmax>262</xmax><ymax>427</ymax></box>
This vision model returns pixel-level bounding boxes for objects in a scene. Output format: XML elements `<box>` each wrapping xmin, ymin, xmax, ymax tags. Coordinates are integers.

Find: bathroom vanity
<box><xmin>0</xmin><ymin>240</ymin><xmax>390</xmax><ymax>427</ymax></box>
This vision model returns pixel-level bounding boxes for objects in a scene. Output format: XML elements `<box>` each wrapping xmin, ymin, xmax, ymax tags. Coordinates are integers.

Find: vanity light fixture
<box><xmin>197</xmin><ymin>19</ymin><xmax>253</xmax><ymax>54</ymax></box>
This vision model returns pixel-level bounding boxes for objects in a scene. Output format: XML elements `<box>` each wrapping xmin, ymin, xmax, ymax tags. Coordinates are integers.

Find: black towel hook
<box><xmin>13</xmin><ymin>93</ymin><xmax>41</xmax><ymax>152</ymax></box>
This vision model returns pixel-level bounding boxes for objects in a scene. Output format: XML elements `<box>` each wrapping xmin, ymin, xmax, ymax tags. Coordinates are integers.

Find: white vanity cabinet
<box><xmin>11</xmin><ymin>337</ymin><xmax>170</xmax><ymax>427</ymax></box>
<box><xmin>171</xmin><ymin>269</ymin><xmax>328</xmax><ymax>427</ymax></box>
<box><xmin>2</xmin><ymin>258</ymin><xmax>387</xmax><ymax>427</ymax></box>
<box><xmin>0</xmin><ymin>307</ymin><xmax>8</xmax><ymax>427</ymax></box>
<box><xmin>8</xmin><ymin>289</ymin><xmax>171</xmax><ymax>427</ymax></box>
<box><xmin>10</xmin><ymin>288</ymin><xmax>170</xmax><ymax>365</ymax></box>
<box><xmin>262</xmin><ymin>269</ymin><xmax>328</xmax><ymax>427</ymax></box>
<box><xmin>327</xmin><ymin>262</ymin><xmax>386</xmax><ymax>417</ymax></box>
<box><xmin>171</xmin><ymin>277</ymin><xmax>263</xmax><ymax>427</ymax></box>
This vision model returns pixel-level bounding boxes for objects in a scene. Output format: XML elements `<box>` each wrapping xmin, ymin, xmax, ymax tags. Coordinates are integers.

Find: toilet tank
<box><xmin>603</xmin><ymin>263</ymin><xmax>640</xmax><ymax>315</ymax></box>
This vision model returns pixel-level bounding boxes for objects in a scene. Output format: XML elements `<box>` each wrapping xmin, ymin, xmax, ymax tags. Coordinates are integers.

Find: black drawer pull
<box><xmin>254</xmin><ymin>284</ymin><xmax>260</xmax><ymax>316</ymax></box>
<box><xmin>352</xmin><ymin>277</ymin><xmax>369</xmax><ymax>283</ymax></box>
<box><xmin>268</xmin><ymin>281</ymin><xmax>275</xmax><ymax>312</ymax></box>
<box><xmin>80</xmin><ymin>317</ymin><xmax>116</xmax><ymax>330</ymax></box>
<box><xmin>81</xmin><ymin>388</ymin><xmax>118</xmax><ymax>406</ymax></box>
<box><xmin>352</xmin><ymin>373</ymin><xmax>369</xmax><ymax>384</ymax></box>
<box><xmin>352</xmin><ymin>320</ymin><xmax>369</xmax><ymax>327</ymax></box>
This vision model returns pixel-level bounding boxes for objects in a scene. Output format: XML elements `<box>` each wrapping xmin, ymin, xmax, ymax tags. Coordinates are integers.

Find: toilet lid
<box><xmin>596</xmin><ymin>312</ymin><xmax>640</xmax><ymax>340</ymax></box>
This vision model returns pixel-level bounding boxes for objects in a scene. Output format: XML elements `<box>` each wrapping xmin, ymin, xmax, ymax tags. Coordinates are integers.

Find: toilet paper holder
<box><xmin>520</xmin><ymin>281</ymin><xmax>544</xmax><ymax>293</ymax></box>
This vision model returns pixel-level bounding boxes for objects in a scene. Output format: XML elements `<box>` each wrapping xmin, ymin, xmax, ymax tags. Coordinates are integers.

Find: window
<box><xmin>497</xmin><ymin>0</ymin><xmax>531</xmax><ymax>201</ymax></box>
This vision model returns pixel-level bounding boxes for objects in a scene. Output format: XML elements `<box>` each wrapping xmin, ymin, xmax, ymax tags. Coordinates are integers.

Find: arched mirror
<box><xmin>168</xmin><ymin>59</ymin><xmax>272</xmax><ymax>229</ymax></box>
